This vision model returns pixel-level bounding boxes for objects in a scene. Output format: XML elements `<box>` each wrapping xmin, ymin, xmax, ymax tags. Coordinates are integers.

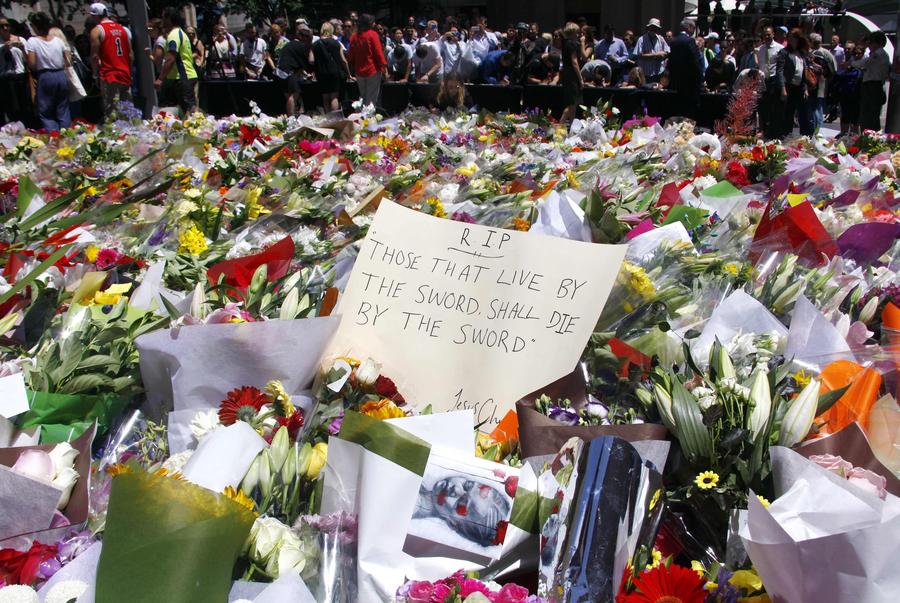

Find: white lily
<box><xmin>779</xmin><ymin>379</ymin><xmax>821</xmax><ymax>447</ymax></box>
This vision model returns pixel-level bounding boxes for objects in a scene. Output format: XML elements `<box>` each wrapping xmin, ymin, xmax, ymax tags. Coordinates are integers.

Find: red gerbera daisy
<box><xmin>616</xmin><ymin>563</ymin><xmax>707</xmax><ymax>603</ymax></box>
<box><xmin>218</xmin><ymin>386</ymin><xmax>268</xmax><ymax>426</ymax></box>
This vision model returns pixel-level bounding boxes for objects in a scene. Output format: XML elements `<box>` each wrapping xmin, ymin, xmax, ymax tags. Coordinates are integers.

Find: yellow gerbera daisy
<box><xmin>695</xmin><ymin>470</ymin><xmax>720</xmax><ymax>490</ymax></box>
<box><xmin>756</xmin><ymin>495</ymin><xmax>771</xmax><ymax>509</ymax></box>
<box><xmin>223</xmin><ymin>486</ymin><xmax>257</xmax><ymax>514</ymax></box>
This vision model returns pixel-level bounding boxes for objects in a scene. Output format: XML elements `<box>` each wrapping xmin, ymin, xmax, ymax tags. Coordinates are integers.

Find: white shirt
<box><xmin>634</xmin><ymin>33</ymin><xmax>669</xmax><ymax>77</ymax></box>
<box><xmin>468</xmin><ymin>35</ymin><xmax>492</xmax><ymax>61</ymax></box>
<box><xmin>4</xmin><ymin>44</ymin><xmax>25</xmax><ymax>74</ymax></box>
<box><xmin>25</xmin><ymin>36</ymin><xmax>67</xmax><ymax>70</ymax></box>
<box><xmin>854</xmin><ymin>47</ymin><xmax>890</xmax><ymax>83</ymax></box>
<box><xmin>440</xmin><ymin>38</ymin><xmax>465</xmax><ymax>74</ymax></box>
<box><xmin>756</xmin><ymin>41</ymin><xmax>780</xmax><ymax>78</ymax></box>
<box><xmin>240</xmin><ymin>37</ymin><xmax>267</xmax><ymax>70</ymax></box>
<box><xmin>412</xmin><ymin>41</ymin><xmax>441</xmax><ymax>78</ymax></box>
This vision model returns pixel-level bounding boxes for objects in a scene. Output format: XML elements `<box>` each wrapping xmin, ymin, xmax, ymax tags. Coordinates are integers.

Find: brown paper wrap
<box><xmin>797</xmin><ymin>422</ymin><xmax>900</xmax><ymax>497</ymax></box>
<box><xmin>517</xmin><ymin>368</ymin><xmax>669</xmax><ymax>458</ymax></box>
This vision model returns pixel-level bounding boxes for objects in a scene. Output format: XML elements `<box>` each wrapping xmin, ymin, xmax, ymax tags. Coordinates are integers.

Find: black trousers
<box><xmin>758</xmin><ymin>77</ymin><xmax>783</xmax><ymax>139</ymax></box>
<box><xmin>858</xmin><ymin>80</ymin><xmax>886</xmax><ymax>132</ymax></box>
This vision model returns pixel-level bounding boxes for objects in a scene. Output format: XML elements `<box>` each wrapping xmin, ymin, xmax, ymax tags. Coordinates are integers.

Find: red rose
<box><xmin>725</xmin><ymin>161</ymin><xmax>750</xmax><ymax>188</ymax></box>
<box><xmin>504</xmin><ymin>476</ymin><xmax>519</xmax><ymax>498</ymax></box>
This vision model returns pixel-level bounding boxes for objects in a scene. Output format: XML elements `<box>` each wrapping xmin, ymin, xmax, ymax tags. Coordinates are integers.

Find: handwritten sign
<box><xmin>331</xmin><ymin>201</ymin><xmax>626</xmax><ymax>428</ymax></box>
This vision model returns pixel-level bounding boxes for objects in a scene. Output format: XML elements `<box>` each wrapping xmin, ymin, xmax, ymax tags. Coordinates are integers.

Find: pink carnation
<box><xmin>431</xmin><ymin>582</ymin><xmax>453</xmax><ymax>601</ymax></box>
<box><xmin>460</xmin><ymin>578</ymin><xmax>492</xmax><ymax>598</ymax></box>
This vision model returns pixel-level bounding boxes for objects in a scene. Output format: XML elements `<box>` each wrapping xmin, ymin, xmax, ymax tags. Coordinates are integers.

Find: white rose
<box><xmin>355</xmin><ymin>357</ymin><xmax>381</xmax><ymax>386</ymax></box>
<box><xmin>52</xmin><ymin>467</ymin><xmax>79</xmax><ymax>510</ymax></box>
<box><xmin>265</xmin><ymin>532</ymin><xmax>307</xmax><ymax>577</ymax></box>
<box><xmin>48</xmin><ymin>442</ymin><xmax>79</xmax><ymax>475</ymax></box>
<box><xmin>43</xmin><ymin>580</ymin><xmax>88</xmax><ymax>603</ymax></box>
<box><xmin>248</xmin><ymin>516</ymin><xmax>291</xmax><ymax>563</ymax></box>
<box><xmin>0</xmin><ymin>585</ymin><xmax>39</xmax><ymax>603</ymax></box>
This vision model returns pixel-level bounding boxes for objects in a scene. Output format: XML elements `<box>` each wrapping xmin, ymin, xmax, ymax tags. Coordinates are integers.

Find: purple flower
<box><xmin>148</xmin><ymin>223</ymin><xmax>170</xmax><ymax>246</ymax></box>
<box><xmin>548</xmin><ymin>406</ymin><xmax>580</xmax><ymax>426</ymax></box>
<box><xmin>328</xmin><ymin>413</ymin><xmax>344</xmax><ymax>435</ymax></box>
<box><xmin>56</xmin><ymin>530</ymin><xmax>96</xmax><ymax>563</ymax></box>
<box><xmin>451</xmin><ymin>211</ymin><xmax>475</xmax><ymax>224</ymax></box>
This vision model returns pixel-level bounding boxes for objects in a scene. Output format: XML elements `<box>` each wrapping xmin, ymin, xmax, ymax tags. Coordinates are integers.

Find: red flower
<box><xmin>751</xmin><ymin>146</ymin><xmax>766</xmax><ymax>162</ymax></box>
<box><xmin>616</xmin><ymin>563</ymin><xmax>707</xmax><ymax>603</ymax></box>
<box><xmin>0</xmin><ymin>542</ymin><xmax>58</xmax><ymax>585</ymax></box>
<box><xmin>374</xmin><ymin>375</ymin><xmax>404</xmax><ymax>403</ymax></box>
<box><xmin>239</xmin><ymin>124</ymin><xmax>262</xmax><ymax>146</ymax></box>
<box><xmin>847</xmin><ymin>146</ymin><xmax>860</xmax><ymax>155</ymax></box>
<box><xmin>725</xmin><ymin>161</ymin><xmax>750</xmax><ymax>188</ymax></box>
<box><xmin>275</xmin><ymin>409</ymin><xmax>305</xmax><ymax>440</ymax></box>
<box><xmin>218</xmin><ymin>386</ymin><xmax>268</xmax><ymax>426</ymax></box>
<box><xmin>492</xmin><ymin>520</ymin><xmax>509</xmax><ymax>545</ymax></box>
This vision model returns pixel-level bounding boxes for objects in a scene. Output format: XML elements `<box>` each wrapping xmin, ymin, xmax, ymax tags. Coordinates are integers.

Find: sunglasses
<box><xmin>0</xmin><ymin>23</ymin><xmax>9</xmax><ymax>28</ymax></box>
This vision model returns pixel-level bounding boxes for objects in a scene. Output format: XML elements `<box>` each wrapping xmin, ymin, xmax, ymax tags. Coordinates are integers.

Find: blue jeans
<box><xmin>813</xmin><ymin>97</ymin><xmax>825</xmax><ymax>131</ymax></box>
<box><xmin>36</xmin><ymin>70</ymin><xmax>70</xmax><ymax>131</ymax></box>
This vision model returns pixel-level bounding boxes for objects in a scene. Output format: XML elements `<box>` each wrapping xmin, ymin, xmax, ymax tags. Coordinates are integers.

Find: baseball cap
<box><xmin>89</xmin><ymin>2</ymin><xmax>108</xmax><ymax>16</ymax></box>
<box><xmin>777</xmin><ymin>25</ymin><xmax>788</xmax><ymax>33</ymax></box>
<box><xmin>516</xmin><ymin>22</ymin><xmax>528</xmax><ymax>30</ymax></box>
<box><xmin>705</xmin><ymin>31</ymin><xmax>719</xmax><ymax>40</ymax></box>
<box><xmin>646</xmin><ymin>18</ymin><xmax>662</xmax><ymax>30</ymax></box>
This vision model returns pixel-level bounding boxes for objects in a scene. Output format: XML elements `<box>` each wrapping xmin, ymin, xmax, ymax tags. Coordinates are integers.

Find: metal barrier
<box><xmin>199</xmin><ymin>80</ymin><xmax>731</xmax><ymax>128</ymax></box>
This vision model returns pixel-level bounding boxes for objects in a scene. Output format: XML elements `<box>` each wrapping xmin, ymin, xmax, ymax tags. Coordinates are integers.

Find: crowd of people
<box><xmin>0</xmin><ymin>0</ymin><xmax>894</xmax><ymax>134</ymax></box>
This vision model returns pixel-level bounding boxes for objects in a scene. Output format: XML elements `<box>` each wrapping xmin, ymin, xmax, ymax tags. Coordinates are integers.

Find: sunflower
<box><xmin>694</xmin><ymin>471</ymin><xmax>720</xmax><ymax>490</ymax></box>
<box><xmin>618</xmin><ymin>563</ymin><xmax>708</xmax><ymax>603</ymax></box>
<box><xmin>218</xmin><ymin>386</ymin><xmax>269</xmax><ymax>426</ymax></box>
<box><xmin>264</xmin><ymin>380</ymin><xmax>295</xmax><ymax>417</ymax></box>
<box><xmin>359</xmin><ymin>398</ymin><xmax>407</xmax><ymax>420</ymax></box>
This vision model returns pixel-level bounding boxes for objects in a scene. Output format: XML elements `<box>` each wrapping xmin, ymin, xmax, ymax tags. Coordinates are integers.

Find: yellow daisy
<box><xmin>223</xmin><ymin>486</ymin><xmax>257</xmax><ymax>514</ymax></box>
<box><xmin>756</xmin><ymin>495</ymin><xmax>771</xmax><ymax>509</ymax></box>
<box><xmin>695</xmin><ymin>470</ymin><xmax>720</xmax><ymax>490</ymax></box>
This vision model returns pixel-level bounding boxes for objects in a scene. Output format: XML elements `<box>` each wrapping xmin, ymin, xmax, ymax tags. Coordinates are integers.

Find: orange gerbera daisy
<box><xmin>218</xmin><ymin>386</ymin><xmax>268</xmax><ymax>426</ymax></box>
<box><xmin>617</xmin><ymin>563</ymin><xmax>708</xmax><ymax>603</ymax></box>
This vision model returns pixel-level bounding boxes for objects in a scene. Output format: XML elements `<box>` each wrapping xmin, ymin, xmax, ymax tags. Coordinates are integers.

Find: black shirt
<box><xmin>278</xmin><ymin>40</ymin><xmax>312</xmax><ymax>74</ymax></box>
<box><xmin>312</xmin><ymin>37</ymin><xmax>344</xmax><ymax>78</ymax></box>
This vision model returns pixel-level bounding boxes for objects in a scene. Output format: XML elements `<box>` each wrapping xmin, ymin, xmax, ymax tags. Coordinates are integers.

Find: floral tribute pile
<box><xmin>0</xmin><ymin>101</ymin><xmax>897</xmax><ymax>603</ymax></box>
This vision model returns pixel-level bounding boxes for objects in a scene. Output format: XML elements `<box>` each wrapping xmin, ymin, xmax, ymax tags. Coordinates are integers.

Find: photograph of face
<box><xmin>407</xmin><ymin>450</ymin><xmax>517</xmax><ymax>560</ymax></box>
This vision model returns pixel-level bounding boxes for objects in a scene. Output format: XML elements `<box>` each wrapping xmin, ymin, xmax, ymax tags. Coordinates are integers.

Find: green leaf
<box><xmin>18</xmin><ymin>187</ymin><xmax>88</xmax><ymax>232</ymax></box>
<box><xmin>0</xmin><ymin>245</ymin><xmax>72</xmax><ymax>305</ymax></box>
<box><xmin>58</xmin><ymin>372</ymin><xmax>111</xmax><ymax>394</ymax></box>
<box><xmin>816</xmin><ymin>384</ymin><xmax>849</xmax><ymax>416</ymax></box>
<box><xmin>77</xmin><ymin>354</ymin><xmax>118</xmax><ymax>370</ymax></box>
<box><xmin>16</xmin><ymin>176</ymin><xmax>41</xmax><ymax>218</ymax></box>
<box><xmin>670</xmin><ymin>379</ymin><xmax>713</xmax><ymax>464</ymax></box>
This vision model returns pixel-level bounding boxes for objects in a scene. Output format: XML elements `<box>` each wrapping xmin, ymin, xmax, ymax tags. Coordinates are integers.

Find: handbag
<box><xmin>65</xmin><ymin>64</ymin><xmax>86</xmax><ymax>102</ymax></box>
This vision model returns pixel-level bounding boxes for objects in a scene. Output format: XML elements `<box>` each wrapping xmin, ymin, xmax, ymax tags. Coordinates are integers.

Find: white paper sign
<box><xmin>331</xmin><ymin>201</ymin><xmax>625</xmax><ymax>428</ymax></box>
<box><xmin>0</xmin><ymin>373</ymin><xmax>29</xmax><ymax>419</ymax></box>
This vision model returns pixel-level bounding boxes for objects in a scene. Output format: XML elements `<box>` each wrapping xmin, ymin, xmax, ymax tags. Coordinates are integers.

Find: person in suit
<box><xmin>667</xmin><ymin>18</ymin><xmax>704</xmax><ymax>119</ymax></box>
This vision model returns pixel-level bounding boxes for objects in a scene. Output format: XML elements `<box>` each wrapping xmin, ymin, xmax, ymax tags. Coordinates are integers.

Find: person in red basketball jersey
<box><xmin>88</xmin><ymin>2</ymin><xmax>133</xmax><ymax>119</ymax></box>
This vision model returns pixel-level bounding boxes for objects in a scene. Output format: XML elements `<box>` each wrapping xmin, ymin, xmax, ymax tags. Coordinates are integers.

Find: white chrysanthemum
<box><xmin>190</xmin><ymin>408</ymin><xmax>221</xmax><ymax>441</ymax></box>
<box><xmin>43</xmin><ymin>580</ymin><xmax>89</xmax><ymax>603</ymax></box>
<box><xmin>0</xmin><ymin>584</ymin><xmax>39</xmax><ymax>603</ymax></box>
<box><xmin>162</xmin><ymin>450</ymin><xmax>194</xmax><ymax>473</ymax></box>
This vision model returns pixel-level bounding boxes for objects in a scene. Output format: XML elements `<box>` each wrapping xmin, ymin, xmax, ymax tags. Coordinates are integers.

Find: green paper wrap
<box><xmin>95</xmin><ymin>472</ymin><xmax>256</xmax><ymax>603</ymax></box>
<box><xmin>338</xmin><ymin>411</ymin><xmax>430</xmax><ymax>476</ymax></box>
<box><xmin>18</xmin><ymin>390</ymin><xmax>130</xmax><ymax>443</ymax></box>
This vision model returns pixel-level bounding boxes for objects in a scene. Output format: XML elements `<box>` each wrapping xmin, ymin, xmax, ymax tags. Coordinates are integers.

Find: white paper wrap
<box><xmin>135</xmin><ymin>316</ymin><xmax>340</xmax><ymax>415</ymax></box>
<box><xmin>181</xmin><ymin>422</ymin><xmax>266</xmax><ymax>493</ymax></box>
<box><xmin>785</xmin><ymin>295</ymin><xmax>853</xmax><ymax>370</ymax></box>
<box><xmin>741</xmin><ymin>447</ymin><xmax>900</xmax><ymax>603</ymax></box>
<box><xmin>692</xmin><ymin>290</ymin><xmax>788</xmax><ymax>358</ymax></box>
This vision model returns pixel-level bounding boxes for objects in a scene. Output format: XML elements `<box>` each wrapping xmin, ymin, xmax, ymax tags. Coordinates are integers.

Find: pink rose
<box><xmin>847</xmin><ymin>467</ymin><xmax>887</xmax><ymax>500</ymax></box>
<box><xmin>497</xmin><ymin>583</ymin><xmax>530</xmax><ymax>603</ymax></box>
<box><xmin>809</xmin><ymin>454</ymin><xmax>852</xmax><ymax>477</ymax></box>
<box><xmin>406</xmin><ymin>581</ymin><xmax>434</xmax><ymax>603</ymax></box>
<box><xmin>11</xmin><ymin>449</ymin><xmax>55</xmax><ymax>482</ymax></box>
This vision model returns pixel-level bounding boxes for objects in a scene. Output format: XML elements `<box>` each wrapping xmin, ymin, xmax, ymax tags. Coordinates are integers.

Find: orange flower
<box><xmin>511</xmin><ymin>217</ymin><xmax>530</xmax><ymax>231</ymax></box>
<box><xmin>359</xmin><ymin>399</ymin><xmax>407</xmax><ymax>420</ymax></box>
